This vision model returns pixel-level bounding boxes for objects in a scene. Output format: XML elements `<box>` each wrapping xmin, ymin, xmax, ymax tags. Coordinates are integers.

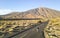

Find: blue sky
<box><xmin>0</xmin><ymin>0</ymin><xmax>60</xmax><ymax>15</ymax></box>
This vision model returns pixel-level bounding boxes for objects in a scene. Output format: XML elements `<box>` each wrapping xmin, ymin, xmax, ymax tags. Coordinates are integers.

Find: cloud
<box><xmin>0</xmin><ymin>9</ymin><xmax>20</xmax><ymax>15</ymax></box>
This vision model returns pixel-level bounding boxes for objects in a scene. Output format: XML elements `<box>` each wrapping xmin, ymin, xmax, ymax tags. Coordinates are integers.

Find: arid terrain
<box><xmin>0</xmin><ymin>7</ymin><xmax>60</xmax><ymax>38</ymax></box>
<box><xmin>0</xmin><ymin>7</ymin><xmax>60</xmax><ymax>19</ymax></box>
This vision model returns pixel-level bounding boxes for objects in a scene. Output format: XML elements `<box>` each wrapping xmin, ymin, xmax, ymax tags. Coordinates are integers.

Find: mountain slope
<box><xmin>0</xmin><ymin>7</ymin><xmax>60</xmax><ymax>19</ymax></box>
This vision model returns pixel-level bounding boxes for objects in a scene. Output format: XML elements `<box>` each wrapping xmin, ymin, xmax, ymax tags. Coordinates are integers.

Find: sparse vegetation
<box><xmin>0</xmin><ymin>7</ymin><xmax>60</xmax><ymax>38</ymax></box>
<box><xmin>0</xmin><ymin>20</ymin><xmax>40</xmax><ymax>38</ymax></box>
<box><xmin>44</xmin><ymin>17</ymin><xmax>60</xmax><ymax>38</ymax></box>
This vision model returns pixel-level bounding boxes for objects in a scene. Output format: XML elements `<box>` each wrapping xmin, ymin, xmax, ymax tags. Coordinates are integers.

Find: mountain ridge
<box><xmin>0</xmin><ymin>7</ymin><xmax>60</xmax><ymax>19</ymax></box>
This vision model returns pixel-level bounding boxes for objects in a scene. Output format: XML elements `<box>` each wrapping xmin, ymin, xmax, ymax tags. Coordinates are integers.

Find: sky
<box><xmin>0</xmin><ymin>0</ymin><xmax>60</xmax><ymax>15</ymax></box>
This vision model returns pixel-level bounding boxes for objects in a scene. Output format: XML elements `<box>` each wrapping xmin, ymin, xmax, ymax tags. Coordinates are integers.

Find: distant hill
<box><xmin>0</xmin><ymin>7</ymin><xmax>60</xmax><ymax>19</ymax></box>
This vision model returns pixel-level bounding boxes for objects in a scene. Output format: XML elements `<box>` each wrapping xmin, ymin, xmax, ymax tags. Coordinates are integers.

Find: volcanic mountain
<box><xmin>0</xmin><ymin>7</ymin><xmax>60</xmax><ymax>19</ymax></box>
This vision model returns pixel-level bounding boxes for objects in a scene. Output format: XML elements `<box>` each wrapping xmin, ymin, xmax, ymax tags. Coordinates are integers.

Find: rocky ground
<box><xmin>44</xmin><ymin>18</ymin><xmax>60</xmax><ymax>38</ymax></box>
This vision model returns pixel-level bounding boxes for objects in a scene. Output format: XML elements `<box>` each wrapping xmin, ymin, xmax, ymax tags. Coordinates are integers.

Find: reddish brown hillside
<box><xmin>0</xmin><ymin>7</ymin><xmax>60</xmax><ymax>19</ymax></box>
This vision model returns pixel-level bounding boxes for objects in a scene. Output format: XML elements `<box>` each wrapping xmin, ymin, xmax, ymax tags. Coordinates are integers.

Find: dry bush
<box><xmin>44</xmin><ymin>17</ymin><xmax>60</xmax><ymax>38</ymax></box>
